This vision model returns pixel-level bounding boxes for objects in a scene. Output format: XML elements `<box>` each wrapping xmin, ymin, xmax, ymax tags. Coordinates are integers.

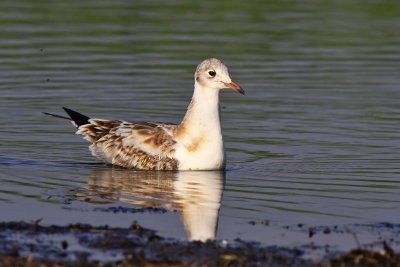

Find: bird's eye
<box><xmin>208</xmin><ymin>70</ymin><xmax>216</xmax><ymax>77</ymax></box>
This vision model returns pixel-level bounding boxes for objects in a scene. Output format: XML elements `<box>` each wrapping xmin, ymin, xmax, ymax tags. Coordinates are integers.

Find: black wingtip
<box><xmin>62</xmin><ymin>107</ymin><xmax>90</xmax><ymax>127</ymax></box>
<box><xmin>43</xmin><ymin>111</ymin><xmax>71</xmax><ymax>120</ymax></box>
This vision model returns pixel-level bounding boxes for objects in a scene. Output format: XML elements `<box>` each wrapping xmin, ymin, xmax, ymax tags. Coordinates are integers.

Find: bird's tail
<box><xmin>43</xmin><ymin>107</ymin><xmax>90</xmax><ymax>127</ymax></box>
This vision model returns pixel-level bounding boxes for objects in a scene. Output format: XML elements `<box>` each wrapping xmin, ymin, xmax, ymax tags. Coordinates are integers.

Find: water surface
<box><xmin>1</xmin><ymin>0</ymin><xmax>400</xmax><ymax>253</ymax></box>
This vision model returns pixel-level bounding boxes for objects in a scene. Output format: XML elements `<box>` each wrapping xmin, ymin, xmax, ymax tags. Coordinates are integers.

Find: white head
<box><xmin>194</xmin><ymin>58</ymin><xmax>244</xmax><ymax>95</ymax></box>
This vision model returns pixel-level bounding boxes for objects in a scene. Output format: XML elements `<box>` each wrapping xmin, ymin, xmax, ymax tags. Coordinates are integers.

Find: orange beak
<box><xmin>223</xmin><ymin>81</ymin><xmax>245</xmax><ymax>95</ymax></box>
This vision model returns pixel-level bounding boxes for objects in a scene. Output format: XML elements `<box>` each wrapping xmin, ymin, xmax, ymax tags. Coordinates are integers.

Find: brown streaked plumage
<box><xmin>44</xmin><ymin>58</ymin><xmax>244</xmax><ymax>170</ymax></box>
<box><xmin>77</xmin><ymin>120</ymin><xmax>178</xmax><ymax>170</ymax></box>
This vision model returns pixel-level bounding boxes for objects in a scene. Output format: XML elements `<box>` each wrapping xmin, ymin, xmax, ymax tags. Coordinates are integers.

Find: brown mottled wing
<box><xmin>77</xmin><ymin>119</ymin><xmax>122</xmax><ymax>143</ymax></box>
<box><xmin>77</xmin><ymin>119</ymin><xmax>178</xmax><ymax>170</ymax></box>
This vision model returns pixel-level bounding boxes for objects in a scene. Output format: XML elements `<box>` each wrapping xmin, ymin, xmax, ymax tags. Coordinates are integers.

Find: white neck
<box><xmin>174</xmin><ymin>83</ymin><xmax>225</xmax><ymax>170</ymax></box>
<box><xmin>180</xmin><ymin>84</ymin><xmax>221</xmax><ymax>137</ymax></box>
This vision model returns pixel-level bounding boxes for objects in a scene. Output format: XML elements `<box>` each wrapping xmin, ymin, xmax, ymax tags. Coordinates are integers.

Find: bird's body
<box><xmin>45</xmin><ymin>58</ymin><xmax>244</xmax><ymax>170</ymax></box>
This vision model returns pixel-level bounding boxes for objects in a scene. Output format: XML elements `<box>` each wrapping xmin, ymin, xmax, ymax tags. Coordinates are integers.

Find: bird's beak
<box><xmin>224</xmin><ymin>81</ymin><xmax>245</xmax><ymax>95</ymax></box>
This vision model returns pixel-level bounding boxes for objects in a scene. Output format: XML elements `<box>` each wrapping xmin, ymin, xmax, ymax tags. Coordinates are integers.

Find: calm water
<box><xmin>1</xmin><ymin>0</ymin><xmax>400</xmax><ymax>253</ymax></box>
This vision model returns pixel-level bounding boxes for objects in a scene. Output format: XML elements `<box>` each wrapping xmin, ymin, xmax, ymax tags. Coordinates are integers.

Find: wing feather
<box><xmin>77</xmin><ymin>119</ymin><xmax>178</xmax><ymax>170</ymax></box>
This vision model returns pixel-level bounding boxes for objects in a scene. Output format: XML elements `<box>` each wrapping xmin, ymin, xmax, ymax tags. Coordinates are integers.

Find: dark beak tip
<box><xmin>224</xmin><ymin>81</ymin><xmax>245</xmax><ymax>95</ymax></box>
<box><xmin>237</xmin><ymin>87</ymin><xmax>245</xmax><ymax>95</ymax></box>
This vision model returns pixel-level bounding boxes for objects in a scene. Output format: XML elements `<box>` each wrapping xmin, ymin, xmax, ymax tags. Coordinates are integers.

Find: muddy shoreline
<box><xmin>0</xmin><ymin>221</ymin><xmax>399</xmax><ymax>267</ymax></box>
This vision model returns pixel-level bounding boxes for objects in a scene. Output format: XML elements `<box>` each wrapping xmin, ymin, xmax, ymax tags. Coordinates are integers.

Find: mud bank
<box><xmin>0</xmin><ymin>221</ymin><xmax>399</xmax><ymax>267</ymax></box>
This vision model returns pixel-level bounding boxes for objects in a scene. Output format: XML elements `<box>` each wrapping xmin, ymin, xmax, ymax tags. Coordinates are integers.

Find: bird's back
<box><xmin>77</xmin><ymin>119</ymin><xmax>179</xmax><ymax>170</ymax></box>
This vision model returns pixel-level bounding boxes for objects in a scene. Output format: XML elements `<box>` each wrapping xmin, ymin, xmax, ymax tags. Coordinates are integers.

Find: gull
<box><xmin>44</xmin><ymin>58</ymin><xmax>244</xmax><ymax>170</ymax></box>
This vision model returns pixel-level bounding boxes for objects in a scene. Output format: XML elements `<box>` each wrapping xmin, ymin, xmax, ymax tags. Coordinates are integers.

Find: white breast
<box><xmin>175</xmin><ymin>137</ymin><xmax>225</xmax><ymax>170</ymax></box>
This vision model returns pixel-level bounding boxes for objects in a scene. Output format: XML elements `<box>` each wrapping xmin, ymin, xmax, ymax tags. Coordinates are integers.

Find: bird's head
<box><xmin>194</xmin><ymin>58</ymin><xmax>244</xmax><ymax>95</ymax></box>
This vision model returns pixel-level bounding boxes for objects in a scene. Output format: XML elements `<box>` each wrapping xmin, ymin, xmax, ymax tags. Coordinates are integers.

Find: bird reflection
<box><xmin>79</xmin><ymin>167</ymin><xmax>224</xmax><ymax>241</ymax></box>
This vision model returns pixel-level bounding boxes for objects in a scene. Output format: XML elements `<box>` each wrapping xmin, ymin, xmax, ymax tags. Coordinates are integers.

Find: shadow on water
<box><xmin>77</xmin><ymin>168</ymin><xmax>225</xmax><ymax>242</ymax></box>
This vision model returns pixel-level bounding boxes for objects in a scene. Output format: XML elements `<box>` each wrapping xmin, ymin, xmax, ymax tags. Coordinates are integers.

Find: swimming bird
<box><xmin>44</xmin><ymin>58</ymin><xmax>244</xmax><ymax>170</ymax></box>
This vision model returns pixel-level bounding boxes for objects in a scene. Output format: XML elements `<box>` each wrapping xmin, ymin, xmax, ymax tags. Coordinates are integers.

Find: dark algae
<box><xmin>0</xmin><ymin>221</ymin><xmax>399</xmax><ymax>267</ymax></box>
<box><xmin>329</xmin><ymin>243</ymin><xmax>400</xmax><ymax>267</ymax></box>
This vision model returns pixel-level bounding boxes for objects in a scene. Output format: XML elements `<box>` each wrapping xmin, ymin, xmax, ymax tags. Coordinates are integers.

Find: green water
<box><xmin>1</xmin><ymin>0</ymin><xmax>400</xmax><ymax>250</ymax></box>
